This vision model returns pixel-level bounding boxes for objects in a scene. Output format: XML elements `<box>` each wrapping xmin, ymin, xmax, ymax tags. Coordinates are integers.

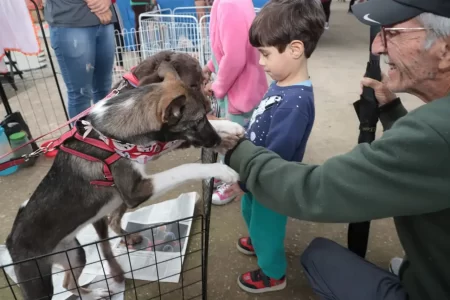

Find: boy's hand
<box><xmin>202</xmin><ymin>65</ymin><xmax>212</xmax><ymax>83</ymax></box>
<box><xmin>95</xmin><ymin>10</ymin><xmax>112</xmax><ymax>24</ymax></box>
<box><xmin>360</xmin><ymin>73</ymin><xmax>397</xmax><ymax>106</ymax></box>
<box><xmin>86</xmin><ymin>0</ymin><xmax>111</xmax><ymax>14</ymax></box>
<box><xmin>204</xmin><ymin>82</ymin><xmax>214</xmax><ymax>97</ymax></box>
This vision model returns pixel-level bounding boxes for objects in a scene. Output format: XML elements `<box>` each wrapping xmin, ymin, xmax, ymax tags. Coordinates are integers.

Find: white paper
<box><xmin>0</xmin><ymin>192</ymin><xmax>198</xmax><ymax>299</ymax></box>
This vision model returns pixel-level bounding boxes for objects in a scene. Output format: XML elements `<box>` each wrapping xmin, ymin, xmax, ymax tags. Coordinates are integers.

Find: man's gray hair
<box><xmin>417</xmin><ymin>13</ymin><xmax>450</xmax><ymax>49</ymax></box>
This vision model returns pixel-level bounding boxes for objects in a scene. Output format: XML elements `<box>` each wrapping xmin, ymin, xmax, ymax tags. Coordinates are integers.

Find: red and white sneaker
<box><xmin>238</xmin><ymin>269</ymin><xmax>286</xmax><ymax>293</ymax></box>
<box><xmin>212</xmin><ymin>183</ymin><xmax>238</xmax><ymax>206</ymax></box>
<box><xmin>236</xmin><ymin>237</ymin><xmax>255</xmax><ymax>255</ymax></box>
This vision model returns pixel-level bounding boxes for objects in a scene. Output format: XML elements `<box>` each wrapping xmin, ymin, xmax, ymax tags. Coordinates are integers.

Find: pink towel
<box><xmin>207</xmin><ymin>0</ymin><xmax>268</xmax><ymax>115</ymax></box>
<box><xmin>0</xmin><ymin>0</ymin><xmax>40</xmax><ymax>60</ymax></box>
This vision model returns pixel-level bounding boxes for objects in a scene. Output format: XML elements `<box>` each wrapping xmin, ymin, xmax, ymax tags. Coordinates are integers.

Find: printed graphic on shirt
<box><xmin>247</xmin><ymin>95</ymin><xmax>283</xmax><ymax>131</ymax></box>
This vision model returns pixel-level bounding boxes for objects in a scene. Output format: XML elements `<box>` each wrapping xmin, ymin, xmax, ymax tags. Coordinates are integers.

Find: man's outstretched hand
<box><xmin>208</xmin><ymin>120</ymin><xmax>245</xmax><ymax>155</ymax></box>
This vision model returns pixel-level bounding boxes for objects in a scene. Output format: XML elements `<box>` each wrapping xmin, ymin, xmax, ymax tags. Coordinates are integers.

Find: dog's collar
<box><xmin>81</xmin><ymin>121</ymin><xmax>183</xmax><ymax>164</ymax></box>
<box><xmin>122</xmin><ymin>66</ymin><xmax>139</xmax><ymax>88</ymax></box>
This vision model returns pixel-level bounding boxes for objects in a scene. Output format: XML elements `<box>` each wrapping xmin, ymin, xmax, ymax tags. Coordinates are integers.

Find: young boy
<box><xmin>236</xmin><ymin>0</ymin><xmax>326</xmax><ymax>294</ymax></box>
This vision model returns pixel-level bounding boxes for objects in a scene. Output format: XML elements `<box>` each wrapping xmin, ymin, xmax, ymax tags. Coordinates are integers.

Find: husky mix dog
<box><xmin>6</xmin><ymin>59</ymin><xmax>243</xmax><ymax>300</ymax></box>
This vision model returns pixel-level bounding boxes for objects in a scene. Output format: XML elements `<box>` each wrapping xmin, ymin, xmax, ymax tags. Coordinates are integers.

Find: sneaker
<box><xmin>237</xmin><ymin>237</ymin><xmax>255</xmax><ymax>255</ymax></box>
<box><xmin>213</xmin><ymin>178</ymin><xmax>222</xmax><ymax>188</ymax></box>
<box><xmin>389</xmin><ymin>257</ymin><xmax>403</xmax><ymax>276</ymax></box>
<box><xmin>212</xmin><ymin>183</ymin><xmax>238</xmax><ymax>206</ymax></box>
<box><xmin>325</xmin><ymin>22</ymin><xmax>330</xmax><ymax>30</ymax></box>
<box><xmin>238</xmin><ymin>269</ymin><xmax>286</xmax><ymax>294</ymax></box>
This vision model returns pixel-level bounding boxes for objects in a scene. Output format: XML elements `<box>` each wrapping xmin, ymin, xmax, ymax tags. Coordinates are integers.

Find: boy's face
<box><xmin>257</xmin><ymin>42</ymin><xmax>304</xmax><ymax>82</ymax></box>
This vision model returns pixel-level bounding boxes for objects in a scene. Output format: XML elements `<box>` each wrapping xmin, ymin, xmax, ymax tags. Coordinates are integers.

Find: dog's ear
<box><xmin>159</xmin><ymin>92</ymin><xmax>187</xmax><ymax>124</ymax></box>
<box><xmin>158</xmin><ymin>61</ymin><xmax>180</xmax><ymax>82</ymax></box>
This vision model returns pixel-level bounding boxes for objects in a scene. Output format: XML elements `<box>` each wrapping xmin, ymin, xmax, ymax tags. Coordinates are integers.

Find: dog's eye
<box><xmin>190</xmin><ymin>84</ymin><xmax>199</xmax><ymax>89</ymax></box>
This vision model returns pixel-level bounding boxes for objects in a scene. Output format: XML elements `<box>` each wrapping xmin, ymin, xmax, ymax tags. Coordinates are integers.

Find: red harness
<box><xmin>122</xmin><ymin>66</ymin><xmax>139</xmax><ymax>88</ymax></box>
<box><xmin>0</xmin><ymin>69</ymin><xmax>163</xmax><ymax>187</ymax></box>
<box><xmin>47</xmin><ymin>126</ymin><xmax>122</xmax><ymax>187</ymax></box>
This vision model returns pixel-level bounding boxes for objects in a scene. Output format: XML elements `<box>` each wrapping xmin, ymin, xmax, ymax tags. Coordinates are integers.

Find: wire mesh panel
<box><xmin>0</xmin><ymin>216</ymin><xmax>208</xmax><ymax>300</ymax></box>
<box><xmin>1</xmin><ymin>0</ymin><xmax>69</xmax><ymax>141</ymax></box>
<box><xmin>139</xmin><ymin>14</ymin><xmax>201</xmax><ymax>61</ymax></box>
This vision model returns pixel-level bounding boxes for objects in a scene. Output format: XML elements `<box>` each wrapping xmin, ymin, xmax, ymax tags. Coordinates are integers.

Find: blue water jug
<box><xmin>0</xmin><ymin>126</ymin><xmax>18</xmax><ymax>176</ymax></box>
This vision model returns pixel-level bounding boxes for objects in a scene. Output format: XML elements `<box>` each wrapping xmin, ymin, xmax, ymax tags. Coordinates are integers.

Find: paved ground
<box><xmin>0</xmin><ymin>2</ymin><xmax>424</xmax><ymax>300</ymax></box>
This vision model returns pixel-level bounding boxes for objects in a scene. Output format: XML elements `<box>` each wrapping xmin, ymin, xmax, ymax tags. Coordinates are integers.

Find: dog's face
<box><xmin>99</xmin><ymin>52</ymin><xmax>218</xmax><ymax>147</ymax></box>
<box><xmin>156</xmin><ymin>63</ymin><xmax>221</xmax><ymax>148</ymax></box>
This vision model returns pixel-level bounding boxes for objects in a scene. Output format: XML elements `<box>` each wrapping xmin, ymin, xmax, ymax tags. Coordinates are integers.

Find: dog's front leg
<box><xmin>112</xmin><ymin>161</ymin><xmax>239</xmax><ymax>209</ymax></box>
<box><xmin>209</xmin><ymin>119</ymin><xmax>246</xmax><ymax>137</ymax></box>
<box><xmin>149</xmin><ymin>163</ymin><xmax>239</xmax><ymax>200</ymax></box>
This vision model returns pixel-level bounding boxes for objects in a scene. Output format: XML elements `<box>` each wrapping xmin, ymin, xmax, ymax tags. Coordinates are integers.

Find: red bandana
<box><xmin>81</xmin><ymin>121</ymin><xmax>183</xmax><ymax>164</ymax></box>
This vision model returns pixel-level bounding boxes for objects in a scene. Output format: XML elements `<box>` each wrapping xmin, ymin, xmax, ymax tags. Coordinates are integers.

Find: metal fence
<box><xmin>112</xmin><ymin>6</ymin><xmax>261</xmax><ymax>83</ymax></box>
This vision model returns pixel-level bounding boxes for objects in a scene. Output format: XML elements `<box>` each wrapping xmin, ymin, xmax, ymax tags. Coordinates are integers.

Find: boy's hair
<box><xmin>249</xmin><ymin>0</ymin><xmax>326</xmax><ymax>58</ymax></box>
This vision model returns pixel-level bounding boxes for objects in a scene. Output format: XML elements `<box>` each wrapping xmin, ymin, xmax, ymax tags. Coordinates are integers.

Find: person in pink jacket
<box><xmin>203</xmin><ymin>0</ymin><xmax>268</xmax><ymax>206</ymax></box>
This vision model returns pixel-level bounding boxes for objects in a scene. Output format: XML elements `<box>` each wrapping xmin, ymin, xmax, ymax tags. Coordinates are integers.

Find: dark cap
<box><xmin>353</xmin><ymin>0</ymin><xmax>450</xmax><ymax>26</ymax></box>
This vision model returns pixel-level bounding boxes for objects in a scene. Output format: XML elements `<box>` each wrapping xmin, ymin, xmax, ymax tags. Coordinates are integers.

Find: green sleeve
<box><xmin>379</xmin><ymin>98</ymin><xmax>408</xmax><ymax>131</ymax></box>
<box><xmin>226</xmin><ymin>114</ymin><xmax>450</xmax><ymax>223</ymax></box>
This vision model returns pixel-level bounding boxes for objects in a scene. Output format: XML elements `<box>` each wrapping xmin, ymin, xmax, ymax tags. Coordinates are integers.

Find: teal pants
<box><xmin>241</xmin><ymin>192</ymin><xmax>288</xmax><ymax>279</ymax></box>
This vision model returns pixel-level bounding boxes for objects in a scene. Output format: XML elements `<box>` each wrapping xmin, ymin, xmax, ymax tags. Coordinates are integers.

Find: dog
<box><xmin>108</xmin><ymin>50</ymin><xmax>220</xmax><ymax>246</ymax></box>
<box><xmin>6</xmin><ymin>60</ymin><xmax>243</xmax><ymax>300</ymax></box>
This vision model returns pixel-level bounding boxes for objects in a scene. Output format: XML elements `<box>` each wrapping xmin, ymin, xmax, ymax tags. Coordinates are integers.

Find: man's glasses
<box><xmin>380</xmin><ymin>27</ymin><xmax>429</xmax><ymax>50</ymax></box>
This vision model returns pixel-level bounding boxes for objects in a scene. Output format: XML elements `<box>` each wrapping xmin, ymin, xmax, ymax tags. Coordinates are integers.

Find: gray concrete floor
<box><xmin>0</xmin><ymin>2</ymin><xmax>424</xmax><ymax>299</ymax></box>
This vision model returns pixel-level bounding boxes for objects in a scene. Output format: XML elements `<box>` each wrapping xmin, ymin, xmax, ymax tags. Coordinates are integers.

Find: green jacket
<box><xmin>225</xmin><ymin>96</ymin><xmax>450</xmax><ymax>300</ymax></box>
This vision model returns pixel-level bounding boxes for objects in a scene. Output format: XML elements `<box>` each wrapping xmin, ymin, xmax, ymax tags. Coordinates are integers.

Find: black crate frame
<box><xmin>1</xmin><ymin>148</ymin><xmax>217</xmax><ymax>300</ymax></box>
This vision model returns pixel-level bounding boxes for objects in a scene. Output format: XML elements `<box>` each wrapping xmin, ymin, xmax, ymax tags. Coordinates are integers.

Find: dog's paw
<box><xmin>210</xmin><ymin>120</ymin><xmax>245</xmax><ymax>137</ymax></box>
<box><xmin>85</xmin><ymin>288</ymin><xmax>111</xmax><ymax>300</ymax></box>
<box><xmin>212</xmin><ymin>163</ymin><xmax>239</xmax><ymax>183</ymax></box>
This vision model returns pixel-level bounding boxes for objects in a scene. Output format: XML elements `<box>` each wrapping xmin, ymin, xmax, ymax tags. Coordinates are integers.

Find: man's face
<box><xmin>372</xmin><ymin>18</ymin><xmax>440</xmax><ymax>95</ymax></box>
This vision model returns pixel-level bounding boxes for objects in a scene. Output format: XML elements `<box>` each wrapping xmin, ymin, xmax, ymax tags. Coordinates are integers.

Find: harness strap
<box><xmin>123</xmin><ymin>66</ymin><xmax>139</xmax><ymax>88</ymax></box>
<box><xmin>74</xmin><ymin>132</ymin><xmax>115</xmax><ymax>152</ymax></box>
<box><xmin>59</xmin><ymin>144</ymin><xmax>120</xmax><ymax>187</ymax></box>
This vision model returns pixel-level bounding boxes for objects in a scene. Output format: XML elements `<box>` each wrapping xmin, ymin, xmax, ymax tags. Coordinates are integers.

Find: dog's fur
<box><xmin>108</xmin><ymin>51</ymin><xmax>219</xmax><ymax>245</ymax></box>
<box><xmin>6</xmin><ymin>59</ymin><xmax>242</xmax><ymax>300</ymax></box>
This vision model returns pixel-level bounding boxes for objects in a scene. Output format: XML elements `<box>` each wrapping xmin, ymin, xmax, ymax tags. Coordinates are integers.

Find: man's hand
<box><xmin>95</xmin><ymin>10</ymin><xmax>112</xmax><ymax>24</ymax></box>
<box><xmin>209</xmin><ymin>119</ymin><xmax>245</xmax><ymax>155</ymax></box>
<box><xmin>360</xmin><ymin>73</ymin><xmax>397</xmax><ymax>106</ymax></box>
<box><xmin>86</xmin><ymin>0</ymin><xmax>111</xmax><ymax>14</ymax></box>
<box><xmin>214</xmin><ymin>134</ymin><xmax>242</xmax><ymax>155</ymax></box>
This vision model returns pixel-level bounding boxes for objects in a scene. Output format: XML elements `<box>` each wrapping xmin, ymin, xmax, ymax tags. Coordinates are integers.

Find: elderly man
<box><xmin>221</xmin><ymin>0</ymin><xmax>450</xmax><ymax>299</ymax></box>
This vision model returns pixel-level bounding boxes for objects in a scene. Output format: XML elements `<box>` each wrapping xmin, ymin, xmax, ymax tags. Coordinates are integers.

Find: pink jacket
<box><xmin>206</xmin><ymin>0</ymin><xmax>268</xmax><ymax>114</ymax></box>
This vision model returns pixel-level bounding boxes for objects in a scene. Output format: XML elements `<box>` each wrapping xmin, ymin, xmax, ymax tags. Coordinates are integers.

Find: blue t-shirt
<box><xmin>239</xmin><ymin>80</ymin><xmax>315</xmax><ymax>192</ymax></box>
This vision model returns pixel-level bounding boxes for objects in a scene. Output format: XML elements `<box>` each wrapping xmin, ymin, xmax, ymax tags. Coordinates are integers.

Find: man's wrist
<box><xmin>224</xmin><ymin>137</ymin><xmax>247</xmax><ymax>166</ymax></box>
<box><xmin>379</xmin><ymin>97</ymin><xmax>401</xmax><ymax>113</ymax></box>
